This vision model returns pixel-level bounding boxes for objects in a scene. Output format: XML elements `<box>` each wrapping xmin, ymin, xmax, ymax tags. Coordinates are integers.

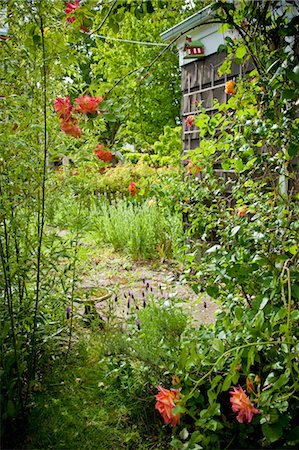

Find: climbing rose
<box><xmin>74</xmin><ymin>95</ymin><xmax>104</xmax><ymax>114</ymax></box>
<box><xmin>225</xmin><ymin>80</ymin><xmax>236</xmax><ymax>95</ymax></box>
<box><xmin>236</xmin><ymin>205</ymin><xmax>248</xmax><ymax>217</ymax></box>
<box><xmin>230</xmin><ymin>385</ymin><xmax>260</xmax><ymax>423</ymax></box>
<box><xmin>54</xmin><ymin>96</ymin><xmax>72</xmax><ymax>119</ymax></box>
<box><xmin>155</xmin><ymin>386</ymin><xmax>182</xmax><ymax>427</ymax></box>
<box><xmin>128</xmin><ymin>182</ymin><xmax>137</xmax><ymax>197</ymax></box>
<box><xmin>186</xmin><ymin>115</ymin><xmax>195</xmax><ymax>128</ymax></box>
<box><xmin>94</xmin><ymin>144</ymin><xmax>113</xmax><ymax>162</ymax></box>
<box><xmin>60</xmin><ymin>117</ymin><xmax>81</xmax><ymax>138</ymax></box>
<box><xmin>65</xmin><ymin>0</ymin><xmax>80</xmax><ymax>15</ymax></box>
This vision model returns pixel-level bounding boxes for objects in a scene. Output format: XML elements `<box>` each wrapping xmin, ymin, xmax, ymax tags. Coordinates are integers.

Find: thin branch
<box><xmin>29</xmin><ymin>13</ymin><xmax>48</xmax><ymax>381</ymax></box>
<box><xmin>91</xmin><ymin>0</ymin><xmax>118</xmax><ymax>35</ymax></box>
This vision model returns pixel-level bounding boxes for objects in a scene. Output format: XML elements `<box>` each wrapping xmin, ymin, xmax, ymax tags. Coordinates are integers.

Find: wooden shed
<box><xmin>161</xmin><ymin>4</ymin><xmax>298</xmax><ymax>194</ymax></box>
<box><xmin>160</xmin><ymin>4</ymin><xmax>249</xmax><ymax>154</ymax></box>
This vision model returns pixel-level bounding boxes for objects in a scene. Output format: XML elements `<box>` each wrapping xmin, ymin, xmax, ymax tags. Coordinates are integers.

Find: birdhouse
<box><xmin>183</xmin><ymin>35</ymin><xmax>205</xmax><ymax>59</ymax></box>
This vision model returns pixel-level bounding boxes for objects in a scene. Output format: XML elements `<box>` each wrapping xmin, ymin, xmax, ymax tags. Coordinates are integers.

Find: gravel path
<box><xmin>79</xmin><ymin>245</ymin><xmax>218</xmax><ymax>326</ymax></box>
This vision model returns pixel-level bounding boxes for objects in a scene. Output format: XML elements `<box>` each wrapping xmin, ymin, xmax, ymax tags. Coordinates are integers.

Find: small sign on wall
<box><xmin>183</xmin><ymin>35</ymin><xmax>205</xmax><ymax>59</ymax></box>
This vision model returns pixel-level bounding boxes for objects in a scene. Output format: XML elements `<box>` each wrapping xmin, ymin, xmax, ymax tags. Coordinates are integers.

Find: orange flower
<box><xmin>155</xmin><ymin>386</ymin><xmax>182</xmax><ymax>427</ymax></box>
<box><xmin>94</xmin><ymin>144</ymin><xmax>113</xmax><ymax>162</ymax></box>
<box><xmin>60</xmin><ymin>117</ymin><xmax>81</xmax><ymax>138</ymax></box>
<box><xmin>74</xmin><ymin>95</ymin><xmax>104</xmax><ymax>114</ymax></box>
<box><xmin>186</xmin><ymin>115</ymin><xmax>195</xmax><ymax>128</ymax></box>
<box><xmin>225</xmin><ymin>80</ymin><xmax>236</xmax><ymax>95</ymax></box>
<box><xmin>54</xmin><ymin>96</ymin><xmax>73</xmax><ymax>119</ymax></box>
<box><xmin>230</xmin><ymin>385</ymin><xmax>260</xmax><ymax>423</ymax></box>
<box><xmin>186</xmin><ymin>160</ymin><xmax>202</xmax><ymax>175</ymax></box>
<box><xmin>128</xmin><ymin>182</ymin><xmax>137</xmax><ymax>197</ymax></box>
<box><xmin>236</xmin><ymin>205</ymin><xmax>248</xmax><ymax>217</ymax></box>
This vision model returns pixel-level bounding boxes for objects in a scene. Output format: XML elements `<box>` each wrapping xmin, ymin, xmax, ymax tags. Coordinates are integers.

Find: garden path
<box><xmin>79</xmin><ymin>245</ymin><xmax>218</xmax><ymax>325</ymax></box>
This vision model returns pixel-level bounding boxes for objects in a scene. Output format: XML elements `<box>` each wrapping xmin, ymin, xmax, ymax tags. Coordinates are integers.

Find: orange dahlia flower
<box><xmin>60</xmin><ymin>117</ymin><xmax>81</xmax><ymax>138</ymax></box>
<box><xmin>94</xmin><ymin>144</ymin><xmax>113</xmax><ymax>162</ymax></box>
<box><xmin>155</xmin><ymin>386</ymin><xmax>182</xmax><ymax>427</ymax></box>
<box><xmin>225</xmin><ymin>80</ymin><xmax>236</xmax><ymax>95</ymax></box>
<box><xmin>128</xmin><ymin>182</ymin><xmax>137</xmax><ymax>197</ymax></box>
<box><xmin>54</xmin><ymin>96</ymin><xmax>73</xmax><ymax>120</ymax></box>
<box><xmin>230</xmin><ymin>385</ymin><xmax>260</xmax><ymax>423</ymax></box>
<box><xmin>74</xmin><ymin>95</ymin><xmax>104</xmax><ymax>115</ymax></box>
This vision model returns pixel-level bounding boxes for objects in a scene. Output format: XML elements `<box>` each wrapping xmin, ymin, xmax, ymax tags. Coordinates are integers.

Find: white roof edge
<box><xmin>160</xmin><ymin>3</ymin><xmax>215</xmax><ymax>42</ymax></box>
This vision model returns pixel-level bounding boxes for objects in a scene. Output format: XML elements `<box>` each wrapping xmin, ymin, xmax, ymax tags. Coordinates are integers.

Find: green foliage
<box><xmin>94</xmin><ymin>198</ymin><xmax>182</xmax><ymax>260</ymax></box>
<box><xmin>152</xmin><ymin>126</ymin><xmax>182</xmax><ymax>166</ymax></box>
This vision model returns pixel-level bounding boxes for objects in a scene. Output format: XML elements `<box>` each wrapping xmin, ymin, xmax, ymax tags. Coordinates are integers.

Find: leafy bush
<box><xmin>152</xmin><ymin>126</ymin><xmax>182</xmax><ymax>167</ymax></box>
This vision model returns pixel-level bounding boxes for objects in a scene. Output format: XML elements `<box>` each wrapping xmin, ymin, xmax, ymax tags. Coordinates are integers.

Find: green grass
<box><xmin>21</xmin><ymin>332</ymin><xmax>172</xmax><ymax>450</ymax></box>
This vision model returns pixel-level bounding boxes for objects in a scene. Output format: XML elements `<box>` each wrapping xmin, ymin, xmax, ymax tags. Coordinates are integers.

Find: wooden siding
<box><xmin>182</xmin><ymin>52</ymin><xmax>245</xmax><ymax>153</ymax></box>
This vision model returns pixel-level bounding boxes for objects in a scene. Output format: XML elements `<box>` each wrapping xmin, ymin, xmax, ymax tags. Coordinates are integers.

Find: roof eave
<box><xmin>160</xmin><ymin>3</ymin><xmax>215</xmax><ymax>42</ymax></box>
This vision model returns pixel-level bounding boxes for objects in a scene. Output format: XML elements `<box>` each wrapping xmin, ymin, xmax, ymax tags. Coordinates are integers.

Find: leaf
<box><xmin>287</xmin><ymin>426</ymin><xmax>299</xmax><ymax>445</ymax></box>
<box><xmin>7</xmin><ymin>400</ymin><xmax>15</xmax><ymax>418</ymax></box>
<box><xmin>206</xmin><ymin>285</ymin><xmax>219</xmax><ymax>298</ymax></box>
<box><xmin>282</xmin><ymin>89</ymin><xmax>297</xmax><ymax>100</ymax></box>
<box><xmin>286</xmin><ymin>68</ymin><xmax>299</xmax><ymax>84</ymax></box>
<box><xmin>234</xmin><ymin>158</ymin><xmax>244</xmax><ymax>172</ymax></box>
<box><xmin>272</xmin><ymin>372</ymin><xmax>289</xmax><ymax>390</ymax></box>
<box><xmin>218</xmin><ymin>23</ymin><xmax>230</xmax><ymax>33</ymax></box>
<box><xmin>179</xmin><ymin>428</ymin><xmax>189</xmax><ymax>440</ymax></box>
<box><xmin>212</xmin><ymin>339</ymin><xmax>224</xmax><ymax>353</ymax></box>
<box><xmin>217</xmin><ymin>44</ymin><xmax>228</xmax><ymax>54</ymax></box>
<box><xmin>254</xmin><ymin>310</ymin><xmax>264</xmax><ymax>330</ymax></box>
<box><xmin>235</xmin><ymin>46</ymin><xmax>247</xmax><ymax>61</ymax></box>
<box><xmin>222</xmin><ymin>373</ymin><xmax>233</xmax><ymax>391</ymax></box>
<box><xmin>287</xmin><ymin>143</ymin><xmax>299</xmax><ymax>157</ymax></box>
<box><xmin>246</xmin><ymin>346</ymin><xmax>255</xmax><ymax>372</ymax></box>
<box><xmin>172</xmin><ymin>405</ymin><xmax>187</xmax><ymax>415</ymax></box>
<box><xmin>231</xmin><ymin>225</ymin><xmax>240</xmax><ymax>237</ymax></box>
<box><xmin>262</xmin><ymin>423</ymin><xmax>283</xmax><ymax>443</ymax></box>
<box><xmin>259</xmin><ymin>297</ymin><xmax>269</xmax><ymax>310</ymax></box>
<box><xmin>288</xmin><ymin>244</ymin><xmax>297</xmax><ymax>255</ymax></box>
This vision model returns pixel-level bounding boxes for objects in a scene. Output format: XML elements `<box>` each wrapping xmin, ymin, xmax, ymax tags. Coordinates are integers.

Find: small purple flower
<box><xmin>204</xmin><ymin>301</ymin><xmax>207</xmax><ymax>309</ymax></box>
<box><xmin>127</xmin><ymin>298</ymin><xmax>131</xmax><ymax>308</ymax></box>
<box><xmin>136</xmin><ymin>320</ymin><xmax>141</xmax><ymax>330</ymax></box>
<box><xmin>114</xmin><ymin>294</ymin><xmax>118</xmax><ymax>302</ymax></box>
<box><xmin>128</xmin><ymin>331</ymin><xmax>131</xmax><ymax>336</ymax></box>
<box><xmin>145</xmin><ymin>281</ymin><xmax>150</xmax><ymax>291</ymax></box>
<box><xmin>66</xmin><ymin>306</ymin><xmax>71</xmax><ymax>320</ymax></box>
<box><xmin>124</xmin><ymin>293</ymin><xmax>127</xmax><ymax>298</ymax></box>
<box><xmin>136</xmin><ymin>305</ymin><xmax>139</xmax><ymax>310</ymax></box>
<box><xmin>150</xmin><ymin>286</ymin><xmax>153</xmax><ymax>293</ymax></box>
<box><xmin>119</xmin><ymin>324</ymin><xmax>123</xmax><ymax>333</ymax></box>
<box><xmin>143</xmin><ymin>297</ymin><xmax>146</xmax><ymax>308</ymax></box>
<box><xmin>142</xmin><ymin>277</ymin><xmax>145</xmax><ymax>284</ymax></box>
<box><xmin>131</xmin><ymin>293</ymin><xmax>135</xmax><ymax>300</ymax></box>
<box><xmin>142</xmin><ymin>289</ymin><xmax>145</xmax><ymax>297</ymax></box>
